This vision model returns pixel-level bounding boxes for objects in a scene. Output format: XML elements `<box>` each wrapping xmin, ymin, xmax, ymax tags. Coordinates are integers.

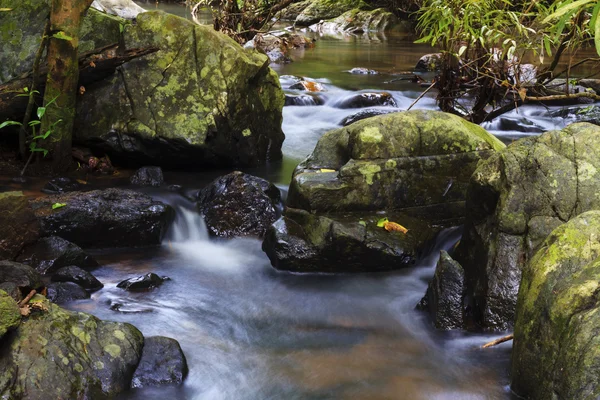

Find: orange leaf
<box><xmin>383</xmin><ymin>221</ymin><xmax>408</xmax><ymax>234</ymax></box>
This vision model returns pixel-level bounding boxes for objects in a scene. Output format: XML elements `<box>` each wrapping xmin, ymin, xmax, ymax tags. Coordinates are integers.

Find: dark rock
<box><xmin>546</xmin><ymin>105</ymin><xmax>600</xmax><ymax>126</ymax></box>
<box><xmin>335</xmin><ymin>92</ymin><xmax>397</xmax><ymax>108</ymax></box>
<box><xmin>347</xmin><ymin>67</ymin><xmax>378</xmax><ymax>74</ymax></box>
<box><xmin>579</xmin><ymin>78</ymin><xmax>600</xmax><ymax>94</ymax></box>
<box><xmin>285</xmin><ymin>94</ymin><xmax>325</xmax><ymax>106</ymax></box>
<box><xmin>109</xmin><ymin>301</ymin><xmax>154</xmax><ymax>314</ymax></box>
<box><xmin>42</xmin><ymin>177</ymin><xmax>82</xmax><ymax>194</ymax></box>
<box><xmin>454</xmin><ymin>122</ymin><xmax>600</xmax><ymax>330</ymax></box>
<box><xmin>340</xmin><ymin>109</ymin><xmax>398</xmax><ymax>126</ymax></box>
<box><xmin>0</xmin><ymin>282</ymin><xmax>21</xmax><ymax>302</ymax></box>
<box><xmin>289</xmin><ymin>80</ymin><xmax>325</xmax><ymax>92</ymax></box>
<box><xmin>415</xmin><ymin>53</ymin><xmax>442</xmax><ymax>72</ymax></box>
<box><xmin>197</xmin><ymin>171</ymin><xmax>281</xmax><ymax>238</ymax></box>
<box><xmin>51</xmin><ymin>266</ymin><xmax>104</xmax><ymax>290</ymax></box>
<box><xmin>30</xmin><ymin>188</ymin><xmax>172</xmax><ymax>248</ymax></box>
<box><xmin>0</xmin><ymin>289</ymin><xmax>21</xmax><ymax>340</ymax></box>
<box><xmin>0</xmin><ymin>260</ymin><xmax>44</xmax><ymax>293</ymax></box>
<box><xmin>46</xmin><ymin>282</ymin><xmax>91</xmax><ymax>304</ymax></box>
<box><xmin>512</xmin><ymin>211</ymin><xmax>600</xmax><ymax>399</ymax></box>
<box><xmin>117</xmin><ymin>273</ymin><xmax>169</xmax><ymax>291</ymax></box>
<box><xmin>17</xmin><ymin>236</ymin><xmax>99</xmax><ymax>275</ymax></box>
<box><xmin>0</xmin><ymin>191</ymin><xmax>39</xmax><ymax>260</ymax></box>
<box><xmin>130</xmin><ymin>166</ymin><xmax>164</xmax><ymax>187</ymax></box>
<box><xmin>497</xmin><ymin>117</ymin><xmax>545</xmax><ymax>133</ymax></box>
<box><xmin>0</xmin><ymin>296</ymin><xmax>144</xmax><ymax>398</ymax></box>
<box><xmin>418</xmin><ymin>251</ymin><xmax>464</xmax><ymax>330</ymax></box>
<box><xmin>131</xmin><ymin>336</ymin><xmax>188</xmax><ymax>388</ymax></box>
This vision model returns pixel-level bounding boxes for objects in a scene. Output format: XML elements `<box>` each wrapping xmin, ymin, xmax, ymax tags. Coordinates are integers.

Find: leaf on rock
<box><xmin>383</xmin><ymin>221</ymin><xmax>409</xmax><ymax>234</ymax></box>
<box><xmin>52</xmin><ymin>202</ymin><xmax>67</xmax><ymax>209</ymax></box>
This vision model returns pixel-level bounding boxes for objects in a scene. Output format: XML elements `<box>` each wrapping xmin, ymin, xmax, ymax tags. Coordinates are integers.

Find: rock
<box><xmin>311</xmin><ymin>8</ymin><xmax>398</xmax><ymax>34</ymax></box>
<box><xmin>289</xmin><ymin>80</ymin><xmax>325</xmax><ymax>92</ymax></box>
<box><xmin>287</xmin><ymin>110</ymin><xmax>505</xmax><ymax>213</ymax></box>
<box><xmin>340</xmin><ymin>109</ymin><xmax>398</xmax><ymax>126</ymax></box>
<box><xmin>579</xmin><ymin>78</ymin><xmax>600</xmax><ymax>94</ymax></box>
<box><xmin>30</xmin><ymin>188</ymin><xmax>172</xmax><ymax>248</ymax></box>
<box><xmin>347</xmin><ymin>67</ymin><xmax>378</xmax><ymax>74</ymax></box>
<box><xmin>41</xmin><ymin>177</ymin><xmax>82</xmax><ymax>194</ymax></box>
<box><xmin>415</xmin><ymin>53</ymin><xmax>442</xmax><ymax>72</ymax></box>
<box><xmin>418</xmin><ymin>251</ymin><xmax>464</xmax><ymax>330</ymax></box>
<box><xmin>263</xmin><ymin>208</ymin><xmax>439</xmax><ymax>273</ymax></box>
<box><xmin>335</xmin><ymin>92</ymin><xmax>397</xmax><ymax>108</ymax></box>
<box><xmin>543</xmin><ymin>79</ymin><xmax>596</xmax><ymax>104</ymax></box>
<box><xmin>267</xmin><ymin>48</ymin><xmax>291</xmax><ymax>64</ymax></box>
<box><xmin>130</xmin><ymin>166</ymin><xmax>164</xmax><ymax>187</ymax></box>
<box><xmin>0</xmin><ymin>261</ymin><xmax>44</xmax><ymax>294</ymax></box>
<box><xmin>197</xmin><ymin>171</ymin><xmax>281</xmax><ymax>238</ymax></box>
<box><xmin>285</xmin><ymin>94</ymin><xmax>325</xmax><ymax>106</ymax></box>
<box><xmin>509</xmin><ymin>63</ymin><xmax>537</xmax><ymax>86</ymax></box>
<box><xmin>454</xmin><ymin>122</ymin><xmax>600</xmax><ymax>330</ymax></box>
<box><xmin>131</xmin><ymin>336</ymin><xmax>188</xmax><ymax>388</ymax></box>
<box><xmin>496</xmin><ymin>116</ymin><xmax>545</xmax><ymax>133</ymax></box>
<box><xmin>17</xmin><ymin>236</ymin><xmax>99</xmax><ymax>275</ymax></box>
<box><xmin>278</xmin><ymin>0</ymin><xmax>310</xmax><ymax>21</ymax></box>
<box><xmin>117</xmin><ymin>273</ymin><xmax>169</xmax><ymax>291</ymax></box>
<box><xmin>46</xmin><ymin>282</ymin><xmax>91</xmax><ymax>304</ymax></box>
<box><xmin>73</xmin><ymin>11</ymin><xmax>285</xmax><ymax>168</ymax></box>
<box><xmin>51</xmin><ymin>266</ymin><xmax>104</xmax><ymax>291</ymax></box>
<box><xmin>546</xmin><ymin>105</ymin><xmax>600</xmax><ymax>126</ymax></box>
<box><xmin>91</xmin><ymin>0</ymin><xmax>145</xmax><ymax>19</ymax></box>
<box><xmin>295</xmin><ymin>0</ymin><xmax>366</xmax><ymax>26</ymax></box>
<box><xmin>0</xmin><ymin>290</ymin><xmax>20</xmax><ymax>340</ymax></box>
<box><xmin>511</xmin><ymin>211</ymin><xmax>600</xmax><ymax>400</ymax></box>
<box><xmin>0</xmin><ymin>296</ymin><xmax>144</xmax><ymax>398</ymax></box>
<box><xmin>253</xmin><ymin>32</ymin><xmax>313</xmax><ymax>64</ymax></box>
<box><xmin>0</xmin><ymin>282</ymin><xmax>21</xmax><ymax>302</ymax></box>
<box><xmin>0</xmin><ymin>191</ymin><xmax>39</xmax><ymax>260</ymax></box>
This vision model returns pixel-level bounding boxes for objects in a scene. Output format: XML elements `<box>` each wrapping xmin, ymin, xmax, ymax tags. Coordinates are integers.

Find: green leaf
<box><xmin>51</xmin><ymin>202</ymin><xmax>67</xmax><ymax>210</ymax></box>
<box><xmin>595</xmin><ymin>1</ymin><xmax>600</xmax><ymax>56</ymax></box>
<box><xmin>36</xmin><ymin>107</ymin><xmax>46</xmax><ymax>119</ymax></box>
<box><xmin>51</xmin><ymin>31</ymin><xmax>74</xmax><ymax>41</ymax></box>
<box><xmin>543</xmin><ymin>0</ymin><xmax>595</xmax><ymax>23</ymax></box>
<box><xmin>0</xmin><ymin>120</ymin><xmax>22</xmax><ymax>129</ymax></box>
<box><xmin>358</xmin><ymin>220</ymin><xmax>367</xmax><ymax>227</ymax></box>
<box><xmin>376</xmin><ymin>217</ymin><xmax>389</xmax><ymax>228</ymax></box>
<box><xmin>28</xmin><ymin>120</ymin><xmax>41</xmax><ymax>126</ymax></box>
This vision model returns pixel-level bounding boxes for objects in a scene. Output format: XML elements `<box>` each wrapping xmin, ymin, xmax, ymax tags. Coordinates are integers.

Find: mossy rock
<box><xmin>0</xmin><ymin>290</ymin><xmax>20</xmax><ymax>340</ymax></box>
<box><xmin>511</xmin><ymin>211</ymin><xmax>600</xmax><ymax>399</ymax></box>
<box><xmin>317</xmin><ymin>8</ymin><xmax>398</xmax><ymax>33</ymax></box>
<box><xmin>454</xmin><ymin>122</ymin><xmax>600</xmax><ymax>330</ymax></box>
<box><xmin>295</xmin><ymin>0</ymin><xmax>368</xmax><ymax>26</ymax></box>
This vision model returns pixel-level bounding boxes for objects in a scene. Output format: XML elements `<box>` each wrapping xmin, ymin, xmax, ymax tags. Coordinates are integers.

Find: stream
<box><xmin>58</xmin><ymin>3</ymin><xmax>599</xmax><ymax>399</ymax></box>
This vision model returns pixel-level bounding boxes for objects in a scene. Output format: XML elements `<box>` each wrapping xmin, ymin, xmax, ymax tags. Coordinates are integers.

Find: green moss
<box><xmin>0</xmin><ymin>290</ymin><xmax>20</xmax><ymax>338</ymax></box>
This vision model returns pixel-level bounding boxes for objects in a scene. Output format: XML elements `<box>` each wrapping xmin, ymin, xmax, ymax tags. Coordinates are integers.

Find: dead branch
<box><xmin>482</xmin><ymin>334</ymin><xmax>513</xmax><ymax>348</ymax></box>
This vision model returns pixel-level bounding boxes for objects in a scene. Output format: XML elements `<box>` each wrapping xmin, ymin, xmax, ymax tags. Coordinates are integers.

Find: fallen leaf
<box><xmin>89</xmin><ymin>61</ymin><xmax>96</xmax><ymax>68</ymax></box>
<box><xmin>319</xmin><ymin>168</ymin><xmax>336</xmax><ymax>173</ymax></box>
<box><xmin>79</xmin><ymin>86</ymin><xmax>86</xmax><ymax>95</ymax></box>
<box><xmin>383</xmin><ymin>221</ymin><xmax>409</xmax><ymax>234</ymax></box>
<box><xmin>76</xmin><ymin>179</ymin><xmax>87</xmax><ymax>184</ymax></box>
<box><xmin>19</xmin><ymin>306</ymin><xmax>30</xmax><ymax>317</ymax></box>
<box><xmin>376</xmin><ymin>217</ymin><xmax>389</xmax><ymax>227</ymax></box>
<box><xmin>518</xmin><ymin>87</ymin><xmax>527</xmax><ymax>101</ymax></box>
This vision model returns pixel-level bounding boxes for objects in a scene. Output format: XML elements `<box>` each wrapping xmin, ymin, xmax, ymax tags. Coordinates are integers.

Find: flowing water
<box><xmin>58</xmin><ymin>4</ymin><xmax>600</xmax><ymax>399</ymax></box>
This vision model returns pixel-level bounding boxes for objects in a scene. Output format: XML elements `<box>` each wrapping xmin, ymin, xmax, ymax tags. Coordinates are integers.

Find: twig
<box><xmin>407</xmin><ymin>81</ymin><xmax>436</xmax><ymax>111</ymax></box>
<box><xmin>18</xmin><ymin>289</ymin><xmax>37</xmax><ymax>307</ymax></box>
<box><xmin>525</xmin><ymin>92</ymin><xmax>600</xmax><ymax>102</ymax></box>
<box><xmin>482</xmin><ymin>333</ymin><xmax>513</xmax><ymax>348</ymax></box>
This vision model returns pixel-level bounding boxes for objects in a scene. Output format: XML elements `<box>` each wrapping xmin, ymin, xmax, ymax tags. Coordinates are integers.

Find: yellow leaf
<box><xmin>319</xmin><ymin>168</ymin><xmax>336</xmax><ymax>173</ymax></box>
<box><xmin>518</xmin><ymin>88</ymin><xmax>527</xmax><ymax>101</ymax></box>
<box><xmin>383</xmin><ymin>221</ymin><xmax>408</xmax><ymax>234</ymax></box>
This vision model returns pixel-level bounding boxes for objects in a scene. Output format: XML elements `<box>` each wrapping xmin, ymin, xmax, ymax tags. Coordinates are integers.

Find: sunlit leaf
<box><xmin>52</xmin><ymin>202</ymin><xmax>67</xmax><ymax>209</ymax></box>
<box><xmin>0</xmin><ymin>120</ymin><xmax>22</xmax><ymax>129</ymax></box>
<box><xmin>383</xmin><ymin>221</ymin><xmax>409</xmax><ymax>234</ymax></box>
<box><xmin>52</xmin><ymin>31</ymin><xmax>74</xmax><ymax>41</ymax></box>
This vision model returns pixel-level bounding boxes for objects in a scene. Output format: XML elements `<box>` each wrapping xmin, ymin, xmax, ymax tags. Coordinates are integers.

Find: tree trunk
<box><xmin>39</xmin><ymin>0</ymin><xmax>93</xmax><ymax>173</ymax></box>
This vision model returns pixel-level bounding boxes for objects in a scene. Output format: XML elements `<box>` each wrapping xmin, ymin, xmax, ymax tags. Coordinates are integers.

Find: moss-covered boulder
<box><xmin>74</xmin><ymin>11</ymin><xmax>285</xmax><ymax>168</ymax></box>
<box><xmin>453</xmin><ymin>122</ymin><xmax>600</xmax><ymax>330</ymax></box>
<box><xmin>0</xmin><ymin>296</ymin><xmax>144</xmax><ymax>399</ymax></box>
<box><xmin>0</xmin><ymin>191</ymin><xmax>39</xmax><ymax>261</ymax></box>
<box><xmin>295</xmin><ymin>0</ymin><xmax>368</xmax><ymax>26</ymax></box>
<box><xmin>313</xmin><ymin>8</ymin><xmax>398</xmax><ymax>33</ymax></box>
<box><xmin>511</xmin><ymin>211</ymin><xmax>600</xmax><ymax>399</ymax></box>
<box><xmin>0</xmin><ymin>290</ymin><xmax>20</xmax><ymax>340</ymax></box>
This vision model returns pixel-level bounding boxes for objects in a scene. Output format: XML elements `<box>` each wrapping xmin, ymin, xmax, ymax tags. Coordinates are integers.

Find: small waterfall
<box><xmin>167</xmin><ymin>204</ymin><xmax>209</xmax><ymax>242</ymax></box>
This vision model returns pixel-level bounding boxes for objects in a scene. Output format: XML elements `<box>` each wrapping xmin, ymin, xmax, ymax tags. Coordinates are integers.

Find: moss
<box><xmin>0</xmin><ymin>290</ymin><xmax>20</xmax><ymax>338</ymax></box>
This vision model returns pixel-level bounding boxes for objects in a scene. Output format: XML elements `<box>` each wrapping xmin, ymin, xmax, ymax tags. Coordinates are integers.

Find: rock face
<box><xmin>0</xmin><ymin>290</ymin><xmax>20</xmax><ymax>340</ymax></box>
<box><xmin>74</xmin><ymin>11</ymin><xmax>285</xmax><ymax>168</ymax></box>
<box><xmin>30</xmin><ymin>189</ymin><xmax>172</xmax><ymax>248</ymax></box>
<box><xmin>51</xmin><ymin>266</ymin><xmax>104</xmax><ymax>290</ymax></box>
<box><xmin>0</xmin><ymin>191</ymin><xmax>39</xmax><ymax>261</ymax></box>
<box><xmin>91</xmin><ymin>0</ymin><xmax>145</xmax><ymax>19</ymax></box>
<box><xmin>295</xmin><ymin>0</ymin><xmax>366</xmax><ymax>26</ymax></box>
<box><xmin>454</xmin><ymin>122</ymin><xmax>600</xmax><ymax>330</ymax></box>
<box><xmin>197</xmin><ymin>171</ymin><xmax>281</xmax><ymax>238</ymax></box>
<box><xmin>511</xmin><ymin>211</ymin><xmax>600</xmax><ymax>400</ymax></box>
<box><xmin>17</xmin><ymin>236</ymin><xmax>99</xmax><ymax>275</ymax></box>
<box><xmin>0</xmin><ymin>261</ymin><xmax>44</xmax><ymax>294</ymax></box>
<box><xmin>130</xmin><ymin>166</ymin><xmax>164</xmax><ymax>187</ymax></box>
<box><xmin>0</xmin><ymin>296</ymin><xmax>144</xmax><ymax>399</ymax></box>
<box><xmin>131</xmin><ymin>336</ymin><xmax>188</xmax><ymax>388</ymax></box>
<box><xmin>312</xmin><ymin>8</ymin><xmax>398</xmax><ymax>34</ymax></box>
<box><xmin>417</xmin><ymin>251</ymin><xmax>464</xmax><ymax>330</ymax></box>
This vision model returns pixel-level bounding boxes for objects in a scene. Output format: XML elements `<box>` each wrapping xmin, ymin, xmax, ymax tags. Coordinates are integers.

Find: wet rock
<box><xmin>340</xmin><ymin>109</ymin><xmax>398</xmax><ymax>126</ymax></box>
<box><xmin>347</xmin><ymin>67</ymin><xmax>378</xmax><ymax>74</ymax></box>
<box><xmin>197</xmin><ymin>171</ymin><xmax>281</xmax><ymax>238</ymax></box>
<box><xmin>285</xmin><ymin>94</ymin><xmax>325</xmax><ymax>106</ymax></box>
<box><xmin>289</xmin><ymin>80</ymin><xmax>325</xmax><ymax>92</ymax></box>
<box><xmin>546</xmin><ymin>105</ymin><xmax>600</xmax><ymax>126</ymax></box>
<box><xmin>335</xmin><ymin>92</ymin><xmax>397</xmax><ymax>108</ymax></box>
<box><xmin>579</xmin><ymin>78</ymin><xmax>600</xmax><ymax>94</ymax></box>
<box><xmin>295</xmin><ymin>0</ymin><xmax>365</xmax><ymax>26</ymax></box>
<box><xmin>252</xmin><ymin>32</ymin><xmax>312</xmax><ymax>64</ymax></box>
<box><xmin>51</xmin><ymin>266</ymin><xmax>104</xmax><ymax>291</ymax></box>
<box><xmin>130</xmin><ymin>166</ymin><xmax>164</xmax><ymax>187</ymax></box>
<box><xmin>0</xmin><ymin>289</ymin><xmax>21</xmax><ymax>340</ymax></box>
<box><xmin>0</xmin><ymin>295</ymin><xmax>144</xmax><ymax>398</ymax></box>
<box><xmin>511</xmin><ymin>211</ymin><xmax>600</xmax><ymax>400</ymax></box>
<box><xmin>497</xmin><ymin>117</ymin><xmax>545</xmax><ymax>133</ymax></box>
<box><xmin>418</xmin><ymin>251</ymin><xmax>464</xmax><ymax>330</ymax></box>
<box><xmin>109</xmin><ymin>301</ymin><xmax>154</xmax><ymax>314</ymax></box>
<box><xmin>454</xmin><ymin>122</ymin><xmax>600</xmax><ymax>330</ymax></box>
<box><xmin>0</xmin><ymin>261</ymin><xmax>44</xmax><ymax>294</ymax></box>
<box><xmin>0</xmin><ymin>191</ymin><xmax>39</xmax><ymax>260</ymax></box>
<box><xmin>131</xmin><ymin>336</ymin><xmax>188</xmax><ymax>388</ymax></box>
<box><xmin>117</xmin><ymin>273</ymin><xmax>169</xmax><ymax>291</ymax></box>
<box><xmin>278</xmin><ymin>0</ymin><xmax>310</xmax><ymax>21</ymax></box>
<box><xmin>91</xmin><ymin>0</ymin><xmax>146</xmax><ymax>19</ymax></box>
<box><xmin>30</xmin><ymin>188</ymin><xmax>172</xmax><ymax>248</ymax></box>
<box><xmin>46</xmin><ymin>282</ymin><xmax>91</xmax><ymax>304</ymax></box>
<box><xmin>267</xmin><ymin>48</ymin><xmax>291</xmax><ymax>64</ymax></box>
<box><xmin>311</xmin><ymin>8</ymin><xmax>398</xmax><ymax>34</ymax></box>
<box><xmin>42</xmin><ymin>177</ymin><xmax>82</xmax><ymax>194</ymax></box>
<box><xmin>415</xmin><ymin>53</ymin><xmax>442</xmax><ymax>72</ymax></box>
<box><xmin>0</xmin><ymin>282</ymin><xmax>21</xmax><ymax>302</ymax></box>
<box><xmin>17</xmin><ymin>236</ymin><xmax>99</xmax><ymax>275</ymax></box>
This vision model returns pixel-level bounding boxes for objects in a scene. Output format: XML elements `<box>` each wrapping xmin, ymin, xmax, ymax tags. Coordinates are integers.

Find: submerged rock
<box><xmin>117</xmin><ymin>273</ymin><xmax>169</xmax><ymax>291</ymax></box>
<box><xmin>42</xmin><ymin>177</ymin><xmax>82</xmax><ymax>194</ymax></box>
<box><xmin>30</xmin><ymin>189</ymin><xmax>172</xmax><ymax>248</ymax></box>
<box><xmin>454</xmin><ymin>122</ymin><xmax>600</xmax><ymax>330</ymax></box>
<box><xmin>335</xmin><ymin>92</ymin><xmax>397</xmax><ymax>108</ymax></box>
<box><xmin>130</xmin><ymin>166</ymin><xmax>164</xmax><ymax>187</ymax></box>
<box><xmin>511</xmin><ymin>211</ymin><xmax>600</xmax><ymax>399</ymax></box>
<box><xmin>131</xmin><ymin>336</ymin><xmax>188</xmax><ymax>388</ymax></box>
<box><xmin>0</xmin><ymin>261</ymin><xmax>44</xmax><ymax>294</ymax></box>
<box><xmin>0</xmin><ymin>191</ymin><xmax>39</xmax><ymax>260</ymax></box>
<box><xmin>17</xmin><ymin>236</ymin><xmax>99</xmax><ymax>275</ymax></box>
<box><xmin>0</xmin><ymin>289</ymin><xmax>21</xmax><ymax>340</ymax></box>
<box><xmin>197</xmin><ymin>171</ymin><xmax>281</xmax><ymax>238</ymax></box>
<box><xmin>51</xmin><ymin>266</ymin><xmax>104</xmax><ymax>291</ymax></box>
<box><xmin>46</xmin><ymin>282</ymin><xmax>91</xmax><ymax>304</ymax></box>
<box><xmin>285</xmin><ymin>94</ymin><xmax>325</xmax><ymax>106</ymax></box>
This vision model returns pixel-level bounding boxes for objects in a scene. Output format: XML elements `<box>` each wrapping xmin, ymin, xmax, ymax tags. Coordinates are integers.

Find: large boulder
<box><xmin>0</xmin><ymin>296</ymin><xmax>144</xmax><ymax>399</ymax></box>
<box><xmin>30</xmin><ymin>189</ymin><xmax>172</xmax><ymax>248</ymax></box>
<box><xmin>74</xmin><ymin>11</ymin><xmax>285</xmax><ymax>168</ymax></box>
<box><xmin>311</xmin><ymin>8</ymin><xmax>398</xmax><ymax>34</ymax></box>
<box><xmin>454</xmin><ymin>122</ymin><xmax>600</xmax><ymax>330</ymax></box>
<box><xmin>511</xmin><ymin>211</ymin><xmax>600</xmax><ymax>399</ymax></box>
<box><xmin>0</xmin><ymin>261</ymin><xmax>44</xmax><ymax>294</ymax></box>
<box><xmin>51</xmin><ymin>266</ymin><xmax>104</xmax><ymax>290</ymax></box>
<box><xmin>131</xmin><ymin>336</ymin><xmax>188</xmax><ymax>388</ymax></box>
<box><xmin>17</xmin><ymin>236</ymin><xmax>99</xmax><ymax>275</ymax></box>
<box><xmin>295</xmin><ymin>0</ymin><xmax>367</xmax><ymax>26</ymax></box>
<box><xmin>196</xmin><ymin>171</ymin><xmax>281</xmax><ymax>238</ymax></box>
<box><xmin>0</xmin><ymin>191</ymin><xmax>39</xmax><ymax>260</ymax></box>
<box><xmin>46</xmin><ymin>282</ymin><xmax>91</xmax><ymax>304</ymax></box>
<box><xmin>0</xmin><ymin>290</ymin><xmax>20</xmax><ymax>340</ymax></box>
